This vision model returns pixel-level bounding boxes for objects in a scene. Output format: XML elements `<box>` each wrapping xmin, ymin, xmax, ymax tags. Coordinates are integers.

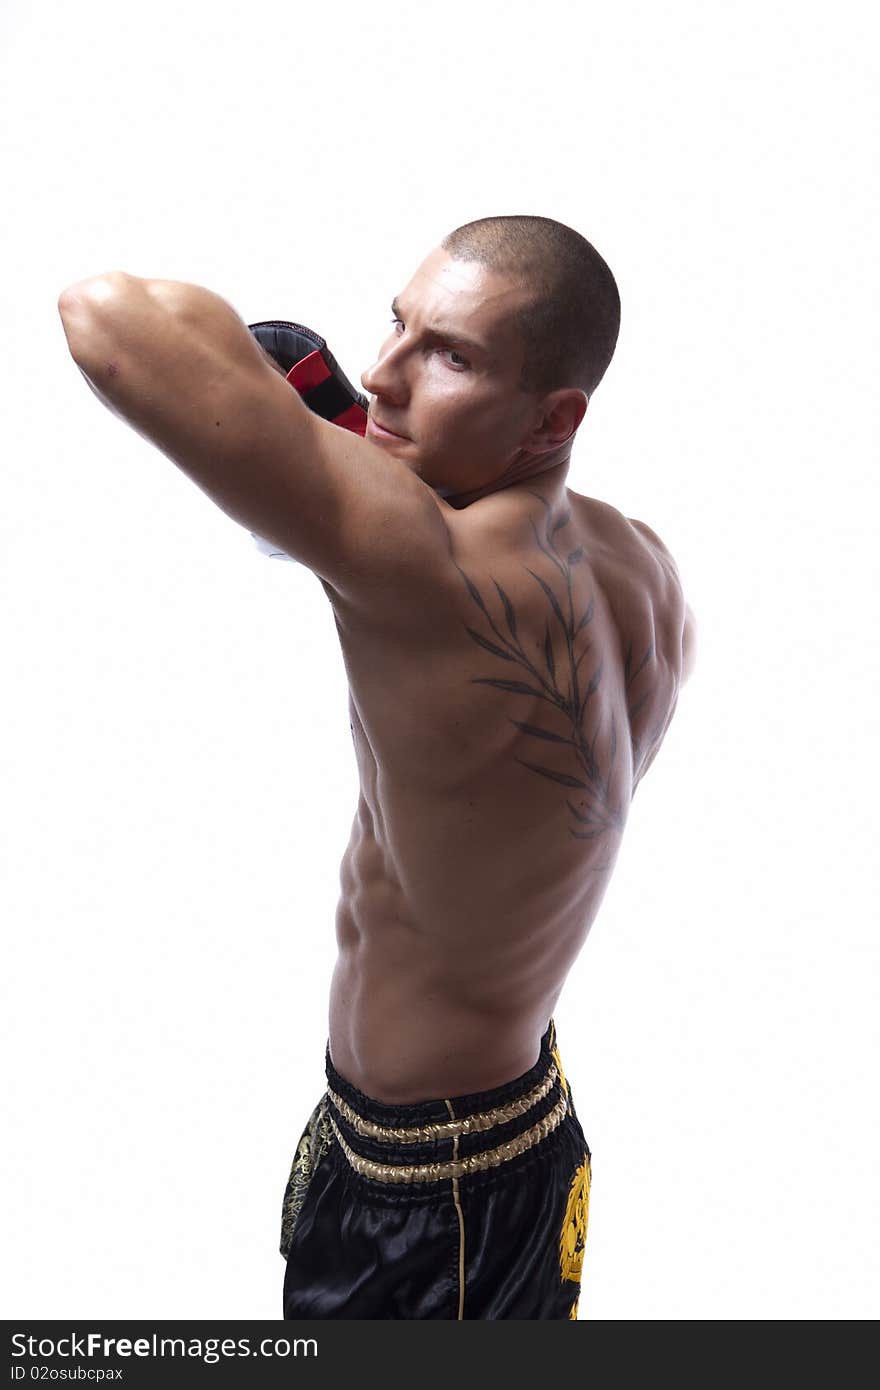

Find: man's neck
<box><xmin>440</xmin><ymin>456</ymin><xmax>571</xmax><ymax>511</ymax></box>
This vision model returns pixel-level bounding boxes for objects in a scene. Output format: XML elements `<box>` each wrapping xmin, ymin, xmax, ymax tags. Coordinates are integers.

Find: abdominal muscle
<box><xmin>326</xmin><ymin>703</ymin><xmax>623</xmax><ymax>1103</ymax></box>
<box><xmin>327</xmin><ymin>821</ymin><xmax>571</xmax><ymax>1104</ymax></box>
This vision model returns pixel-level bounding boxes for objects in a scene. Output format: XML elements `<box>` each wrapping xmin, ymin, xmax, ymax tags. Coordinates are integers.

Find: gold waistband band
<box><xmin>326</xmin><ymin>1061</ymin><xmax>559</xmax><ymax>1145</ymax></box>
<box><xmin>326</xmin><ymin>1090</ymin><xmax>569</xmax><ymax>1184</ymax></box>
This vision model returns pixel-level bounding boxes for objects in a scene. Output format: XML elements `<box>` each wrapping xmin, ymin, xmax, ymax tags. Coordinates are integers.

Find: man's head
<box><xmin>360</xmin><ymin>215</ymin><xmax>620</xmax><ymax>505</ymax></box>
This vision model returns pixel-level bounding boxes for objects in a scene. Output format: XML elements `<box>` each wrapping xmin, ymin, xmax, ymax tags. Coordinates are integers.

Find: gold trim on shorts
<box><xmin>326</xmin><ymin>1062</ymin><xmax>559</xmax><ymax>1145</ymax></box>
<box><xmin>326</xmin><ymin>1091</ymin><xmax>569</xmax><ymax>1184</ymax></box>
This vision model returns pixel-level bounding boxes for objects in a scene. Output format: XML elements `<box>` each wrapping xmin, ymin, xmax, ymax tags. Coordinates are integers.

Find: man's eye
<box><xmin>389</xmin><ymin>318</ymin><xmax>469</xmax><ymax>369</ymax></box>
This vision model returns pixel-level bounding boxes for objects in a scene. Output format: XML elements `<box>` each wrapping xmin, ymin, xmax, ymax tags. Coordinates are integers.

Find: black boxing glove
<box><xmin>247</xmin><ymin>319</ymin><xmax>369</xmax><ymax>561</ymax></box>
<box><xmin>250</xmin><ymin>319</ymin><xmax>368</xmax><ymax>431</ymax></box>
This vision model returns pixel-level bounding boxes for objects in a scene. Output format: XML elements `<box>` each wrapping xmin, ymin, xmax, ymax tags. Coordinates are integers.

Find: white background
<box><xmin>2</xmin><ymin>0</ymin><xmax>877</xmax><ymax>1320</ymax></box>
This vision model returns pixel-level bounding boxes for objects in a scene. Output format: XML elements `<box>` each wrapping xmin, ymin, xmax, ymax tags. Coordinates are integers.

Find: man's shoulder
<box><xmin>626</xmin><ymin>513</ymin><xmax>683</xmax><ymax>581</ymax></box>
<box><xmin>625</xmin><ymin>514</ymin><xmax>696</xmax><ymax>683</ymax></box>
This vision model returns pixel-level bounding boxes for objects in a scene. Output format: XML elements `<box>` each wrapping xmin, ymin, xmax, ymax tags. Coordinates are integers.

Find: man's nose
<box><xmin>361</xmin><ymin>341</ymin><xmax>407</xmax><ymax>401</ymax></box>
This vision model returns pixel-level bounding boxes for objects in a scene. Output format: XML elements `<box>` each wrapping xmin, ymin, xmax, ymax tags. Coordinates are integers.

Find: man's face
<box><xmin>360</xmin><ymin>247</ymin><xmax>540</xmax><ymax>498</ymax></box>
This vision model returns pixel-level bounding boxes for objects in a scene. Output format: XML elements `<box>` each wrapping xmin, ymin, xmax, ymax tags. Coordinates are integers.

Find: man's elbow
<box><xmin>59</xmin><ymin>271</ymin><xmax>130</xmax><ymax>309</ymax></box>
<box><xmin>58</xmin><ymin>273</ymin><xmax>130</xmax><ymax>364</ymax></box>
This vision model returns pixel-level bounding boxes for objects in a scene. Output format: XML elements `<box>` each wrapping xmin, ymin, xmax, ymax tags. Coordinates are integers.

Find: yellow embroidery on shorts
<box><xmin>551</xmin><ymin>1040</ymin><xmax>570</xmax><ymax>1101</ymax></box>
<box><xmin>559</xmin><ymin>1155</ymin><xmax>591</xmax><ymax>1296</ymax></box>
<box><xmin>280</xmin><ymin>1096</ymin><xmax>333</xmax><ymax>1260</ymax></box>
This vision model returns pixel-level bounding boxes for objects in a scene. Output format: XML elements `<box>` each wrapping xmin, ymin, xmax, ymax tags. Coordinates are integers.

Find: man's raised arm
<box><xmin>57</xmin><ymin>271</ymin><xmax>451</xmax><ymax>616</ymax></box>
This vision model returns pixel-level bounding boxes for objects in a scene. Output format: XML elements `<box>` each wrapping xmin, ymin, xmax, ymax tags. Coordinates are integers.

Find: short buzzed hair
<box><xmin>441</xmin><ymin>214</ymin><xmax>620</xmax><ymax>400</ymax></box>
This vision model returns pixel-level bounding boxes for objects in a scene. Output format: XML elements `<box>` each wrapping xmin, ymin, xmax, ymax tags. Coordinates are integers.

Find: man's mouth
<box><xmin>368</xmin><ymin>415</ymin><xmax>408</xmax><ymax>441</ymax></box>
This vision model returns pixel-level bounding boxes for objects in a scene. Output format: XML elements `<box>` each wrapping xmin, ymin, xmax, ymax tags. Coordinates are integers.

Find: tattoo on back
<box><xmin>455</xmin><ymin>492</ymin><xmax>629</xmax><ymax>847</ymax></box>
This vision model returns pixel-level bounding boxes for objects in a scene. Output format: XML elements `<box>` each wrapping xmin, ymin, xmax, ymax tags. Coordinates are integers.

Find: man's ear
<box><xmin>529</xmin><ymin>389</ymin><xmax>589</xmax><ymax>453</ymax></box>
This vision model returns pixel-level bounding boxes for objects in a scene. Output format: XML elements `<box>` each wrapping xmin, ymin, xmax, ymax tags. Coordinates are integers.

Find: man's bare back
<box><xmin>325</xmin><ymin>481</ymin><xmax>689</xmax><ymax>1101</ymax></box>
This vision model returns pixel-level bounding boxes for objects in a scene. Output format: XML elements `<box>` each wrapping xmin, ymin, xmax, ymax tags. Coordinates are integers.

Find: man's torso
<box><xmin>322</xmin><ymin>481</ymin><xmax>686</xmax><ymax>1101</ymax></box>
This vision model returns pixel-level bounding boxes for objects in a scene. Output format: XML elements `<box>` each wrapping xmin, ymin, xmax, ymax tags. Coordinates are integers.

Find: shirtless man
<box><xmin>58</xmin><ymin>214</ymin><xmax>696</xmax><ymax>1320</ymax></box>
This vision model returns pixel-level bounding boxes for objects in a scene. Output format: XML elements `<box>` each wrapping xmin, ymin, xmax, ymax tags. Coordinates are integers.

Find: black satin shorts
<box><xmin>280</xmin><ymin>1018</ymin><xmax>592</xmax><ymax>1320</ymax></box>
